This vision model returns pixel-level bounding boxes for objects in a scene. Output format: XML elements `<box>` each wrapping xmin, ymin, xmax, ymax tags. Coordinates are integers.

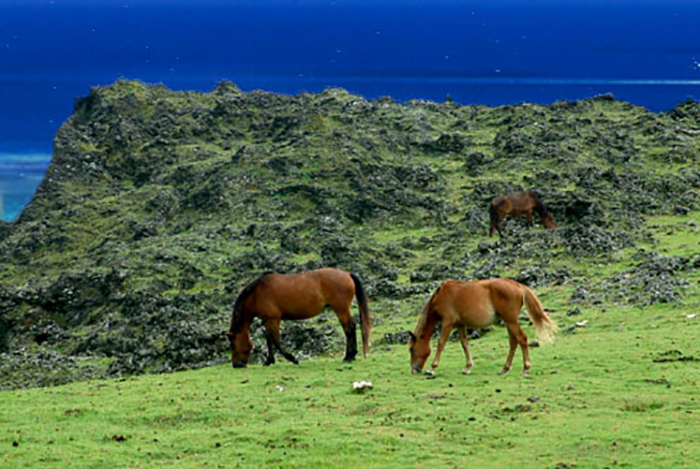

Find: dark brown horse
<box><xmin>226</xmin><ymin>268</ymin><xmax>371</xmax><ymax>368</ymax></box>
<box><xmin>489</xmin><ymin>190</ymin><xmax>556</xmax><ymax>237</ymax></box>
<box><xmin>408</xmin><ymin>278</ymin><xmax>557</xmax><ymax>376</ymax></box>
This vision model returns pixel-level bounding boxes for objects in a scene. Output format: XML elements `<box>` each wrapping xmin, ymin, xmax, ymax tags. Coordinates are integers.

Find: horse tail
<box><xmin>350</xmin><ymin>273</ymin><xmax>371</xmax><ymax>358</ymax></box>
<box><xmin>489</xmin><ymin>200</ymin><xmax>497</xmax><ymax>221</ymax></box>
<box><xmin>489</xmin><ymin>198</ymin><xmax>500</xmax><ymax>236</ymax></box>
<box><xmin>522</xmin><ymin>285</ymin><xmax>558</xmax><ymax>344</ymax></box>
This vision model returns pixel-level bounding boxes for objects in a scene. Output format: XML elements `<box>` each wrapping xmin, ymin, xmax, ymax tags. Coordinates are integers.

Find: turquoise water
<box><xmin>0</xmin><ymin>153</ymin><xmax>50</xmax><ymax>221</ymax></box>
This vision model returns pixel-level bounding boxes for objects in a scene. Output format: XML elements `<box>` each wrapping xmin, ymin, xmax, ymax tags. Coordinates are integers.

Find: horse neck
<box><xmin>532</xmin><ymin>198</ymin><xmax>549</xmax><ymax>217</ymax></box>
<box><xmin>524</xmin><ymin>191</ymin><xmax>544</xmax><ymax>215</ymax></box>
<box><xmin>229</xmin><ymin>309</ymin><xmax>253</xmax><ymax>337</ymax></box>
<box><xmin>415</xmin><ymin>308</ymin><xmax>439</xmax><ymax>342</ymax></box>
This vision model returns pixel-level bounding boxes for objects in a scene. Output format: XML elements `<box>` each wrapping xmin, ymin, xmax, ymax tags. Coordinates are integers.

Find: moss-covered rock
<box><xmin>0</xmin><ymin>80</ymin><xmax>698</xmax><ymax>388</ymax></box>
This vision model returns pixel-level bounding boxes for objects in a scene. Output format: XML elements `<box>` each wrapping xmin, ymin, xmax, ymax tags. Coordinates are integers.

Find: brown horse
<box><xmin>226</xmin><ymin>268</ymin><xmax>371</xmax><ymax>368</ymax></box>
<box><xmin>408</xmin><ymin>278</ymin><xmax>557</xmax><ymax>376</ymax></box>
<box><xmin>489</xmin><ymin>190</ymin><xmax>556</xmax><ymax>237</ymax></box>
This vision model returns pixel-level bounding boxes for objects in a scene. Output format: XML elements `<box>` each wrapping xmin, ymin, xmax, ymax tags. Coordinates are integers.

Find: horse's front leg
<box><xmin>429</xmin><ymin>322</ymin><xmax>454</xmax><ymax>373</ymax></box>
<box><xmin>458</xmin><ymin>326</ymin><xmax>473</xmax><ymax>375</ymax></box>
<box><xmin>264</xmin><ymin>319</ymin><xmax>299</xmax><ymax>365</ymax></box>
<box><xmin>264</xmin><ymin>333</ymin><xmax>276</xmax><ymax>366</ymax></box>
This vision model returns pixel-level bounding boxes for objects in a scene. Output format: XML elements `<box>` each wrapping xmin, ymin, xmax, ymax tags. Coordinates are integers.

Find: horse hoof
<box><xmin>462</xmin><ymin>368</ymin><xmax>472</xmax><ymax>375</ymax></box>
<box><xmin>499</xmin><ymin>369</ymin><xmax>509</xmax><ymax>376</ymax></box>
<box><xmin>521</xmin><ymin>370</ymin><xmax>530</xmax><ymax>377</ymax></box>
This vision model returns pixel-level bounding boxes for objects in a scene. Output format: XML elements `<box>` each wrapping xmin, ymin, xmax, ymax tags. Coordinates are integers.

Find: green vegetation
<box><xmin>2</xmin><ymin>253</ymin><xmax>700</xmax><ymax>467</ymax></box>
<box><xmin>0</xmin><ymin>80</ymin><xmax>697</xmax><ymax>378</ymax></box>
<box><xmin>0</xmin><ymin>80</ymin><xmax>699</xmax><ymax>467</ymax></box>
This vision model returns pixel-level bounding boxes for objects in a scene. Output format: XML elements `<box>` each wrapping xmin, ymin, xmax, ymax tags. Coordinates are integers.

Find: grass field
<box><xmin>2</xmin><ymin>299</ymin><xmax>700</xmax><ymax>468</ymax></box>
<box><xmin>2</xmin><ymin>215</ymin><xmax>699</xmax><ymax>468</ymax></box>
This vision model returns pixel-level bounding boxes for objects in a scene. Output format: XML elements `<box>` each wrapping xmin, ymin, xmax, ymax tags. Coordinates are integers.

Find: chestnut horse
<box><xmin>489</xmin><ymin>190</ymin><xmax>556</xmax><ymax>237</ymax></box>
<box><xmin>408</xmin><ymin>278</ymin><xmax>557</xmax><ymax>376</ymax></box>
<box><xmin>226</xmin><ymin>268</ymin><xmax>371</xmax><ymax>368</ymax></box>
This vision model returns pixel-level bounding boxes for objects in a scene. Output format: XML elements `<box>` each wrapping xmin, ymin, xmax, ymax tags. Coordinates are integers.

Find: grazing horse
<box><xmin>408</xmin><ymin>278</ymin><xmax>557</xmax><ymax>376</ymax></box>
<box><xmin>489</xmin><ymin>190</ymin><xmax>556</xmax><ymax>237</ymax></box>
<box><xmin>226</xmin><ymin>268</ymin><xmax>371</xmax><ymax>368</ymax></box>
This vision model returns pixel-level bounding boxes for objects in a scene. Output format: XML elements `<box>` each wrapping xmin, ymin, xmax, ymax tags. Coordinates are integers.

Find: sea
<box><xmin>1</xmin><ymin>0</ymin><xmax>699</xmax><ymax>221</ymax></box>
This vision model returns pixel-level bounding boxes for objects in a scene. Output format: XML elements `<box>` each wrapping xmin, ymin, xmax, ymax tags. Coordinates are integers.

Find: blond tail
<box><xmin>523</xmin><ymin>286</ymin><xmax>558</xmax><ymax>344</ymax></box>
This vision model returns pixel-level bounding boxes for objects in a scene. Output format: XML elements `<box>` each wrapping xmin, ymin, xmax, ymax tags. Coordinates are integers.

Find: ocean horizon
<box><xmin>1</xmin><ymin>0</ymin><xmax>699</xmax><ymax>221</ymax></box>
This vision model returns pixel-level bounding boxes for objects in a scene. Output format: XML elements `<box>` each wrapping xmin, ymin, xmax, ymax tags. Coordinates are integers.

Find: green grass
<box><xmin>5</xmin><ymin>209</ymin><xmax>698</xmax><ymax>467</ymax></box>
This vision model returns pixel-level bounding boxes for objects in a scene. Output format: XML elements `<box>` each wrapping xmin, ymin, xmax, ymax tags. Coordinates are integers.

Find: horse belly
<box><xmin>453</xmin><ymin>291</ymin><xmax>496</xmax><ymax>329</ymax></box>
<box><xmin>461</xmin><ymin>307</ymin><xmax>496</xmax><ymax>329</ymax></box>
<box><xmin>509</xmin><ymin>207</ymin><xmax>526</xmax><ymax>217</ymax></box>
<box><xmin>279</xmin><ymin>295</ymin><xmax>325</xmax><ymax>320</ymax></box>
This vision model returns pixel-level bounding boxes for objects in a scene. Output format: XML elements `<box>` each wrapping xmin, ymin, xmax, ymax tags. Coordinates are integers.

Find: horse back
<box><xmin>437</xmin><ymin>278</ymin><xmax>525</xmax><ymax>328</ymax></box>
<box><xmin>507</xmin><ymin>191</ymin><xmax>537</xmax><ymax>216</ymax></box>
<box><xmin>490</xmin><ymin>195</ymin><xmax>510</xmax><ymax>211</ymax></box>
<box><xmin>255</xmin><ymin>268</ymin><xmax>354</xmax><ymax>319</ymax></box>
<box><xmin>486</xmin><ymin>278</ymin><xmax>525</xmax><ymax>316</ymax></box>
<box><xmin>436</xmin><ymin>280</ymin><xmax>497</xmax><ymax>329</ymax></box>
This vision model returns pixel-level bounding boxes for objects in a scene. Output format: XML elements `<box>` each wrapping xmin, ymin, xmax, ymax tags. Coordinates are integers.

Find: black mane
<box><xmin>528</xmin><ymin>190</ymin><xmax>550</xmax><ymax>216</ymax></box>
<box><xmin>229</xmin><ymin>272</ymin><xmax>274</xmax><ymax>330</ymax></box>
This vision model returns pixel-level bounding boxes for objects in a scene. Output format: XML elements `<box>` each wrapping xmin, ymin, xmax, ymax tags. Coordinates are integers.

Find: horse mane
<box><xmin>230</xmin><ymin>272</ymin><xmax>274</xmax><ymax>330</ymax></box>
<box><xmin>414</xmin><ymin>285</ymin><xmax>441</xmax><ymax>336</ymax></box>
<box><xmin>527</xmin><ymin>190</ymin><xmax>550</xmax><ymax>217</ymax></box>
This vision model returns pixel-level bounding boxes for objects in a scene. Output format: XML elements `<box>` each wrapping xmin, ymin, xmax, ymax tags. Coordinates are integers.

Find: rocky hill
<box><xmin>1</xmin><ymin>80</ymin><xmax>698</xmax><ymax>389</ymax></box>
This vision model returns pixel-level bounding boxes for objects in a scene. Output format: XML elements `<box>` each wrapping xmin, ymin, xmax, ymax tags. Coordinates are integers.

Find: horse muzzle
<box><xmin>411</xmin><ymin>364</ymin><xmax>422</xmax><ymax>374</ymax></box>
<box><xmin>232</xmin><ymin>360</ymin><xmax>248</xmax><ymax>369</ymax></box>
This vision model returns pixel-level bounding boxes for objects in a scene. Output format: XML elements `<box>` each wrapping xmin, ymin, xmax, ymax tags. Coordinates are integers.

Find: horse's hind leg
<box><xmin>458</xmin><ymin>326</ymin><xmax>473</xmax><ymax>375</ymax></box>
<box><xmin>490</xmin><ymin>214</ymin><xmax>504</xmax><ymax>237</ymax></box>
<box><xmin>504</xmin><ymin>322</ymin><xmax>530</xmax><ymax>376</ymax></box>
<box><xmin>500</xmin><ymin>328</ymin><xmax>518</xmax><ymax>376</ymax></box>
<box><xmin>492</xmin><ymin>213</ymin><xmax>505</xmax><ymax>238</ymax></box>
<box><xmin>334</xmin><ymin>307</ymin><xmax>358</xmax><ymax>363</ymax></box>
<box><xmin>263</xmin><ymin>319</ymin><xmax>299</xmax><ymax>365</ymax></box>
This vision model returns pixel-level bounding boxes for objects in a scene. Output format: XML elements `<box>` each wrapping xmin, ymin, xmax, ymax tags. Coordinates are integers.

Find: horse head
<box><xmin>408</xmin><ymin>331</ymin><xmax>431</xmax><ymax>374</ymax></box>
<box><xmin>225</xmin><ymin>329</ymin><xmax>253</xmax><ymax>368</ymax></box>
<box><xmin>542</xmin><ymin>213</ymin><xmax>556</xmax><ymax>229</ymax></box>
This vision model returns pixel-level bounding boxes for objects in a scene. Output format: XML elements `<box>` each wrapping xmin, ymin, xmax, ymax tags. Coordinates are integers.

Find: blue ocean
<box><xmin>1</xmin><ymin>0</ymin><xmax>699</xmax><ymax>221</ymax></box>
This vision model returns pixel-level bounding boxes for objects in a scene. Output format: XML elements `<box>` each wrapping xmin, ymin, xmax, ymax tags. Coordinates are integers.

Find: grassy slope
<box><xmin>2</xmin><ymin>212</ymin><xmax>699</xmax><ymax>468</ymax></box>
